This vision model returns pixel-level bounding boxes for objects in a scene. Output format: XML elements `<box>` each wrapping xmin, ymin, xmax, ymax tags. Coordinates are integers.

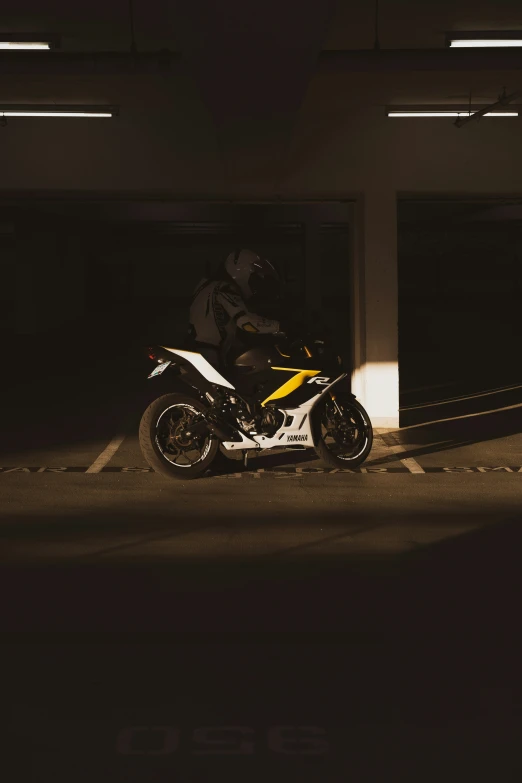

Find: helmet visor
<box><xmin>249</xmin><ymin>258</ymin><xmax>281</xmax><ymax>298</ymax></box>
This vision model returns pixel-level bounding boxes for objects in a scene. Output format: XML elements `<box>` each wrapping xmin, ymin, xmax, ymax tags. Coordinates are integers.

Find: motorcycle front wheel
<box><xmin>312</xmin><ymin>395</ymin><xmax>373</xmax><ymax>469</ymax></box>
<box><xmin>139</xmin><ymin>393</ymin><xmax>219</xmax><ymax>479</ymax></box>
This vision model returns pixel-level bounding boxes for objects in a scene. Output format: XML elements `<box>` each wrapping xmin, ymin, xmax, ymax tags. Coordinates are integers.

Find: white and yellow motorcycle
<box><xmin>139</xmin><ymin>337</ymin><xmax>373</xmax><ymax>479</ymax></box>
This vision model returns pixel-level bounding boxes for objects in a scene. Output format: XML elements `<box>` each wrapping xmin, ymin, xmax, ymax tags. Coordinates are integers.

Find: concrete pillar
<box><xmin>351</xmin><ymin>191</ymin><xmax>399</xmax><ymax>428</ymax></box>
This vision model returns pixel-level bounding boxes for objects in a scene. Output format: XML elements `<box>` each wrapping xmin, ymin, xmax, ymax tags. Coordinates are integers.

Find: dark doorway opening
<box><xmin>398</xmin><ymin>199</ymin><xmax>522</xmax><ymax>425</ymax></box>
<box><xmin>0</xmin><ymin>199</ymin><xmax>352</xmax><ymax>414</ymax></box>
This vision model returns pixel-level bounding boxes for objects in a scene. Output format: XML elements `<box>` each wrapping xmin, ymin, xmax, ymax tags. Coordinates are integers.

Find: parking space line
<box><xmin>85</xmin><ymin>434</ymin><xmax>127</xmax><ymax>474</ymax></box>
<box><xmin>374</xmin><ymin>430</ymin><xmax>425</xmax><ymax>474</ymax></box>
<box><xmin>400</xmin><ymin>457</ymin><xmax>426</xmax><ymax>474</ymax></box>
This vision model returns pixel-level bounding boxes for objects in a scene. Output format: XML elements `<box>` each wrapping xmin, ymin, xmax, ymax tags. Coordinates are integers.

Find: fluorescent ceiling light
<box><xmin>0</xmin><ymin>105</ymin><xmax>117</xmax><ymax>118</ymax></box>
<box><xmin>388</xmin><ymin>111</ymin><xmax>518</xmax><ymax>118</ymax></box>
<box><xmin>450</xmin><ymin>39</ymin><xmax>522</xmax><ymax>47</ymax></box>
<box><xmin>0</xmin><ymin>34</ymin><xmax>59</xmax><ymax>50</ymax></box>
<box><xmin>1</xmin><ymin>111</ymin><xmax>112</xmax><ymax>117</ymax></box>
<box><xmin>447</xmin><ymin>32</ymin><xmax>522</xmax><ymax>48</ymax></box>
<box><xmin>0</xmin><ymin>42</ymin><xmax>51</xmax><ymax>49</ymax></box>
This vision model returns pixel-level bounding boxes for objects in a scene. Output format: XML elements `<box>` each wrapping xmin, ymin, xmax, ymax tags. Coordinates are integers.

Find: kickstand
<box><xmin>243</xmin><ymin>451</ymin><xmax>249</xmax><ymax>470</ymax></box>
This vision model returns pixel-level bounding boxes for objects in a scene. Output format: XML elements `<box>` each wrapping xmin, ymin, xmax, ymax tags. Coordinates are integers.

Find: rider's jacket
<box><xmin>189</xmin><ymin>278</ymin><xmax>280</xmax><ymax>348</ymax></box>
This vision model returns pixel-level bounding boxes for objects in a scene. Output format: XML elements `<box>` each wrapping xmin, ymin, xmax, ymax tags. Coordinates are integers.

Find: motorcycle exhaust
<box><xmin>186</xmin><ymin>417</ymin><xmax>240</xmax><ymax>443</ymax></box>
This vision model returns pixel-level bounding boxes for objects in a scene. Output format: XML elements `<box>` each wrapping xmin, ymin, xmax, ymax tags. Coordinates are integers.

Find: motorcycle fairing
<box><xmin>221</xmin><ymin>402</ymin><xmax>316</xmax><ymax>451</ymax></box>
<box><xmin>158</xmin><ymin>347</ymin><xmax>347</xmax><ymax>453</ymax></box>
<box><xmin>222</xmin><ymin>373</ymin><xmax>348</xmax><ymax>451</ymax></box>
<box><xmin>161</xmin><ymin>347</ymin><xmax>235</xmax><ymax>390</ymax></box>
<box><xmin>162</xmin><ymin>348</ymin><xmax>322</xmax><ymax>404</ymax></box>
<box><xmin>260</xmin><ymin>367</ymin><xmax>320</xmax><ymax>405</ymax></box>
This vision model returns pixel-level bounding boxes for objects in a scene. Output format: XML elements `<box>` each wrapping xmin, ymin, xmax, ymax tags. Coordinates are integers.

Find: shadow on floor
<box><xmin>1</xmin><ymin>505</ymin><xmax>520</xmax><ymax>634</ymax></box>
<box><xmin>369</xmin><ymin>403</ymin><xmax>522</xmax><ymax>466</ymax></box>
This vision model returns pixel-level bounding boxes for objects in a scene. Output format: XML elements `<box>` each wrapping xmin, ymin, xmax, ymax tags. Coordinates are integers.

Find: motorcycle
<box><xmin>139</xmin><ymin>335</ymin><xmax>373</xmax><ymax>479</ymax></box>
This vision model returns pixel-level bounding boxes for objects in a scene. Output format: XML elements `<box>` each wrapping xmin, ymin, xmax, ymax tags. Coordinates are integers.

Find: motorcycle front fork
<box><xmin>330</xmin><ymin>391</ymin><xmax>344</xmax><ymax>417</ymax></box>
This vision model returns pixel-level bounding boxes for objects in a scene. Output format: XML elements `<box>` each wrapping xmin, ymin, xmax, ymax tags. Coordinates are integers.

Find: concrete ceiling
<box><xmin>2</xmin><ymin>0</ymin><xmax>522</xmax><ymax>50</ymax></box>
<box><xmin>0</xmin><ymin>0</ymin><xmax>339</xmax><ymax>187</ymax></box>
<box><xmin>1</xmin><ymin>0</ymin><xmax>522</xmax><ymax>187</ymax></box>
<box><xmin>172</xmin><ymin>1</ymin><xmax>338</xmax><ymax>186</ymax></box>
<box><xmin>325</xmin><ymin>0</ymin><xmax>522</xmax><ymax>50</ymax></box>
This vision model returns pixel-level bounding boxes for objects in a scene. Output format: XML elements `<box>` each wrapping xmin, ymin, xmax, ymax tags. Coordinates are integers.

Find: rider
<box><xmin>188</xmin><ymin>248</ymin><xmax>284</xmax><ymax>369</ymax></box>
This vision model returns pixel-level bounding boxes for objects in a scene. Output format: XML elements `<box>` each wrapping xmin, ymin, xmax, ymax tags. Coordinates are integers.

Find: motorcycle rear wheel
<box><xmin>139</xmin><ymin>393</ymin><xmax>219</xmax><ymax>479</ymax></box>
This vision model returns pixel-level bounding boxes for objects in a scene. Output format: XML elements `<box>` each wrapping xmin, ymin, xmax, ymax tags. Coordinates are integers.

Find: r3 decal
<box><xmin>307</xmin><ymin>376</ymin><xmax>331</xmax><ymax>386</ymax></box>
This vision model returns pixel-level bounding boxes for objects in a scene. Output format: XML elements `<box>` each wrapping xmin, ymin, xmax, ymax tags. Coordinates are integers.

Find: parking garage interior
<box><xmin>2</xmin><ymin>2</ymin><xmax>522</xmax><ymax>781</ymax></box>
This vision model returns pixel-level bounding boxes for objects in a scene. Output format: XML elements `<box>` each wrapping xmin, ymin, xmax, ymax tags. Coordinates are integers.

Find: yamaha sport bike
<box><xmin>139</xmin><ymin>336</ymin><xmax>373</xmax><ymax>479</ymax></box>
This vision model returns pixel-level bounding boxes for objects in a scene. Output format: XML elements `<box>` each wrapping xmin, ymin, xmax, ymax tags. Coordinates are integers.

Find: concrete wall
<box><xmin>1</xmin><ymin>68</ymin><xmax>522</xmax><ymax>194</ymax></box>
<box><xmin>0</xmin><ymin>240</ymin><xmax>15</xmax><ymax>335</ymax></box>
<box><xmin>2</xmin><ymin>65</ymin><xmax>522</xmax><ymax>423</ymax></box>
<box><xmin>14</xmin><ymin>228</ymin><xmax>85</xmax><ymax>335</ymax></box>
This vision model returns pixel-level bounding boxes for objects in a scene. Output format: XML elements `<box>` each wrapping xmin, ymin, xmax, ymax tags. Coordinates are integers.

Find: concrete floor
<box><xmin>1</xmin><ymin>409</ymin><xmax>521</xmax><ymax>633</ymax></box>
<box><xmin>0</xmin><ymin>345</ymin><xmax>521</xmax><ymax>618</ymax></box>
<box><xmin>1</xmin><ymin>339</ymin><xmax>521</xmax><ymax>782</ymax></box>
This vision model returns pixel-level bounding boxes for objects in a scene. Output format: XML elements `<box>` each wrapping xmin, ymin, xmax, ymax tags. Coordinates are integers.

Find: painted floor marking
<box><xmin>374</xmin><ymin>430</ymin><xmax>425</xmax><ymax>474</ymax></box>
<box><xmin>85</xmin><ymin>434</ymin><xmax>127</xmax><ymax>474</ymax></box>
<box><xmin>400</xmin><ymin>457</ymin><xmax>426</xmax><ymax>474</ymax></box>
<box><xmin>1</xmin><ymin>466</ymin><xmax>521</xmax><ymax>474</ymax></box>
